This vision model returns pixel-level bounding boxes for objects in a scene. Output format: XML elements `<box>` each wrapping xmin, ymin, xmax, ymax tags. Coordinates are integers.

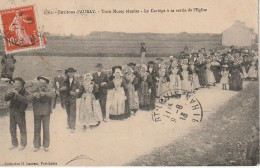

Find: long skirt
<box><xmin>108</xmin><ymin>88</ymin><xmax>130</xmax><ymax>120</ymax></box>
<box><xmin>248</xmin><ymin>66</ymin><xmax>258</xmax><ymax>78</ymax></box>
<box><xmin>206</xmin><ymin>69</ymin><xmax>216</xmax><ymax>84</ymax></box>
<box><xmin>191</xmin><ymin>74</ymin><xmax>200</xmax><ymax>90</ymax></box>
<box><xmin>157</xmin><ymin>79</ymin><xmax>170</xmax><ymax>97</ymax></box>
<box><xmin>229</xmin><ymin>72</ymin><xmax>243</xmax><ymax>91</ymax></box>
<box><xmin>126</xmin><ymin>83</ymin><xmax>139</xmax><ymax>111</ymax></box>
<box><xmin>169</xmin><ymin>75</ymin><xmax>182</xmax><ymax>90</ymax></box>
<box><xmin>138</xmin><ymin>81</ymin><xmax>151</xmax><ymax>110</ymax></box>
<box><xmin>78</xmin><ymin>93</ymin><xmax>102</xmax><ymax>126</ymax></box>
<box><xmin>197</xmin><ymin>70</ymin><xmax>208</xmax><ymax>86</ymax></box>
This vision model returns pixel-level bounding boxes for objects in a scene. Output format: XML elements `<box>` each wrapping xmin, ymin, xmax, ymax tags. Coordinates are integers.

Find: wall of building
<box><xmin>222</xmin><ymin>21</ymin><xmax>256</xmax><ymax>47</ymax></box>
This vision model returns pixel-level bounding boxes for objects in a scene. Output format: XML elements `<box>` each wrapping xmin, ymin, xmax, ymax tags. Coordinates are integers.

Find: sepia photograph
<box><xmin>0</xmin><ymin>0</ymin><xmax>259</xmax><ymax>166</ymax></box>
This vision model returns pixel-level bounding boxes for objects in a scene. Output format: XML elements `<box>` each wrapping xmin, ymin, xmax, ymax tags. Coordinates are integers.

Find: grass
<box><xmin>126</xmin><ymin>81</ymin><xmax>259</xmax><ymax>166</ymax></box>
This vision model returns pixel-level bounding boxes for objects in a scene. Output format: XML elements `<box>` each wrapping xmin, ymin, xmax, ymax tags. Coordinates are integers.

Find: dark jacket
<box><xmin>27</xmin><ymin>86</ymin><xmax>55</xmax><ymax>115</ymax></box>
<box><xmin>4</xmin><ymin>87</ymin><xmax>28</xmax><ymax>113</ymax></box>
<box><xmin>92</xmin><ymin>72</ymin><xmax>110</xmax><ymax>95</ymax></box>
<box><xmin>53</xmin><ymin>75</ymin><xmax>65</xmax><ymax>90</ymax></box>
<box><xmin>63</xmin><ymin>77</ymin><xmax>83</xmax><ymax>101</ymax></box>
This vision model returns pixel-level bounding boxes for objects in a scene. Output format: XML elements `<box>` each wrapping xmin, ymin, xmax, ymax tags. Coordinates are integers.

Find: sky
<box><xmin>0</xmin><ymin>0</ymin><xmax>258</xmax><ymax>35</ymax></box>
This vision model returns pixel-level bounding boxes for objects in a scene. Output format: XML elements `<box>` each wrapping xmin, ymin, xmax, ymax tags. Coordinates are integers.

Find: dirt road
<box><xmin>0</xmin><ymin>82</ymin><xmax>254</xmax><ymax>166</ymax></box>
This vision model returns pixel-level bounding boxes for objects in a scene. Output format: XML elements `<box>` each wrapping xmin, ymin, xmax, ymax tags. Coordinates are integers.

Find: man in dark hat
<box><xmin>60</xmin><ymin>68</ymin><xmax>83</xmax><ymax>133</ymax></box>
<box><xmin>4</xmin><ymin>77</ymin><xmax>28</xmax><ymax>151</ymax></box>
<box><xmin>27</xmin><ymin>76</ymin><xmax>55</xmax><ymax>152</ymax></box>
<box><xmin>140</xmin><ymin>42</ymin><xmax>146</xmax><ymax>63</ymax></box>
<box><xmin>52</xmin><ymin>69</ymin><xmax>66</xmax><ymax>109</ymax></box>
<box><xmin>93</xmin><ymin>63</ymin><xmax>110</xmax><ymax>122</ymax></box>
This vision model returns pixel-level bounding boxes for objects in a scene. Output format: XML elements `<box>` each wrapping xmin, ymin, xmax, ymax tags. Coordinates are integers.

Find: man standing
<box><xmin>28</xmin><ymin>76</ymin><xmax>55</xmax><ymax>152</ymax></box>
<box><xmin>5</xmin><ymin>77</ymin><xmax>28</xmax><ymax>151</ymax></box>
<box><xmin>140</xmin><ymin>42</ymin><xmax>146</xmax><ymax>63</ymax></box>
<box><xmin>60</xmin><ymin>68</ymin><xmax>83</xmax><ymax>133</ymax></box>
<box><xmin>52</xmin><ymin>69</ymin><xmax>66</xmax><ymax>109</ymax></box>
<box><xmin>92</xmin><ymin>63</ymin><xmax>109</xmax><ymax>122</ymax></box>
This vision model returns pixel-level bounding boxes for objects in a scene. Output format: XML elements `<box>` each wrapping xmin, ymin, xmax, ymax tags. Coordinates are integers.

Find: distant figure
<box><xmin>1</xmin><ymin>54</ymin><xmax>16</xmax><ymax>81</ymax></box>
<box><xmin>4</xmin><ymin>77</ymin><xmax>28</xmax><ymax>151</ymax></box>
<box><xmin>52</xmin><ymin>69</ymin><xmax>66</xmax><ymax>109</ymax></box>
<box><xmin>140</xmin><ymin>42</ymin><xmax>146</xmax><ymax>63</ymax></box>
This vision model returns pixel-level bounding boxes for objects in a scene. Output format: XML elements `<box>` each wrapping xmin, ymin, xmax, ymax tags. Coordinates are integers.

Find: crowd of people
<box><xmin>2</xmin><ymin>46</ymin><xmax>258</xmax><ymax>152</ymax></box>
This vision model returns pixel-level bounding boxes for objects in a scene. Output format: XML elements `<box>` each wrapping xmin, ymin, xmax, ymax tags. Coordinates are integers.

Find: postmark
<box><xmin>152</xmin><ymin>89</ymin><xmax>203</xmax><ymax>124</ymax></box>
<box><xmin>0</xmin><ymin>5</ymin><xmax>46</xmax><ymax>54</ymax></box>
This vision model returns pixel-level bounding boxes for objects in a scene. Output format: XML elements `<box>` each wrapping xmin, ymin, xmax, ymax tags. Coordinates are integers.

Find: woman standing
<box><xmin>125</xmin><ymin>67</ymin><xmax>139</xmax><ymax>115</ymax></box>
<box><xmin>211</xmin><ymin>57</ymin><xmax>221</xmax><ymax>83</ymax></box>
<box><xmin>157</xmin><ymin>64</ymin><xmax>170</xmax><ymax>96</ymax></box>
<box><xmin>247</xmin><ymin>59</ymin><xmax>258</xmax><ymax>80</ymax></box>
<box><xmin>205</xmin><ymin>61</ymin><xmax>216</xmax><ymax>87</ymax></box>
<box><xmin>78</xmin><ymin>73</ymin><xmax>102</xmax><ymax>131</ymax></box>
<box><xmin>147</xmin><ymin>61</ymin><xmax>158</xmax><ymax>110</ymax></box>
<box><xmin>181</xmin><ymin>63</ymin><xmax>191</xmax><ymax>91</ymax></box>
<box><xmin>137</xmin><ymin>64</ymin><xmax>153</xmax><ymax>110</ymax></box>
<box><xmin>195</xmin><ymin>58</ymin><xmax>208</xmax><ymax>87</ymax></box>
<box><xmin>229</xmin><ymin>60</ymin><xmax>243</xmax><ymax>91</ymax></box>
<box><xmin>107</xmin><ymin>66</ymin><xmax>130</xmax><ymax>120</ymax></box>
<box><xmin>188</xmin><ymin>63</ymin><xmax>200</xmax><ymax>91</ymax></box>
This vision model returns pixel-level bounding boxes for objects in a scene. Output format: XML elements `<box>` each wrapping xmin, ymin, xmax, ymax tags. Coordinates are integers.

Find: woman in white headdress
<box><xmin>78</xmin><ymin>73</ymin><xmax>102</xmax><ymax>131</ymax></box>
<box><xmin>157</xmin><ymin>64</ymin><xmax>170</xmax><ymax>96</ymax></box>
<box><xmin>137</xmin><ymin>64</ymin><xmax>153</xmax><ymax>110</ymax></box>
<box><xmin>107</xmin><ymin>66</ymin><xmax>130</xmax><ymax>120</ymax></box>
<box><xmin>125</xmin><ymin>66</ymin><xmax>139</xmax><ymax>115</ymax></box>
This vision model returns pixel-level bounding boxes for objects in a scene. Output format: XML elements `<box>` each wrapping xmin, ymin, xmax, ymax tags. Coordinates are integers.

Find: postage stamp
<box><xmin>0</xmin><ymin>5</ymin><xmax>46</xmax><ymax>54</ymax></box>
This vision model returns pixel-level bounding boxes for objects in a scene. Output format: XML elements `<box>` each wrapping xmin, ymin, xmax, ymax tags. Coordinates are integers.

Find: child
<box><xmin>220</xmin><ymin>65</ymin><xmax>229</xmax><ymax>90</ymax></box>
<box><xmin>169</xmin><ymin>61</ymin><xmax>182</xmax><ymax>90</ymax></box>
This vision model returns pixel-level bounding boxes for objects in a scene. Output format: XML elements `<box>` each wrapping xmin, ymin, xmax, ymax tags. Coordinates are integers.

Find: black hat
<box><xmin>148</xmin><ymin>61</ymin><xmax>155</xmax><ymax>65</ymax></box>
<box><xmin>156</xmin><ymin>58</ymin><xmax>163</xmax><ymax>61</ymax></box>
<box><xmin>140</xmin><ymin>42</ymin><xmax>146</xmax><ymax>45</ymax></box>
<box><xmin>37</xmin><ymin>76</ymin><xmax>50</xmax><ymax>83</ymax></box>
<box><xmin>127</xmin><ymin>62</ymin><xmax>136</xmax><ymax>67</ymax></box>
<box><xmin>13</xmin><ymin>77</ymin><xmax>25</xmax><ymax>85</ymax></box>
<box><xmin>112</xmin><ymin>66</ymin><xmax>122</xmax><ymax>74</ymax></box>
<box><xmin>96</xmin><ymin>63</ymin><xmax>103</xmax><ymax>68</ymax></box>
<box><xmin>67</xmin><ymin>68</ymin><xmax>77</xmax><ymax>73</ymax></box>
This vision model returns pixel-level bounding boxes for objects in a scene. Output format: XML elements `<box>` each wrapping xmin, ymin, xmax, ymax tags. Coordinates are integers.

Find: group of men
<box><xmin>4</xmin><ymin>63</ymin><xmax>111</xmax><ymax>152</ymax></box>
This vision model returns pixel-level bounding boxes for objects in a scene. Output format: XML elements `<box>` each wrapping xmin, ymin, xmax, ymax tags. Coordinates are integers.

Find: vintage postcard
<box><xmin>0</xmin><ymin>0</ymin><xmax>259</xmax><ymax>166</ymax></box>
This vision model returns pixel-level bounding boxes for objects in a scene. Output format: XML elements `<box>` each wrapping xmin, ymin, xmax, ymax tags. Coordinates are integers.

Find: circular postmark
<box><xmin>152</xmin><ymin>89</ymin><xmax>203</xmax><ymax>124</ymax></box>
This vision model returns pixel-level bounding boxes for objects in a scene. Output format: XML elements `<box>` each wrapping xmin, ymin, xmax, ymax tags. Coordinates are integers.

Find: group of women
<box><xmin>76</xmin><ymin>47</ymin><xmax>258</xmax><ymax>130</ymax></box>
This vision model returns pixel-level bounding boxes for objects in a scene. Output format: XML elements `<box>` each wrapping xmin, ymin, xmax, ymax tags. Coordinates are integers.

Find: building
<box><xmin>222</xmin><ymin>20</ymin><xmax>257</xmax><ymax>47</ymax></box>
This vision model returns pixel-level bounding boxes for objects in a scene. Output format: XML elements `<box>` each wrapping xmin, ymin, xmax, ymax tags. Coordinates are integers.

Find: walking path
<box><xmin>0</xmin><ymin>82</ymin><xmax>250</xmax><ymax>166</ymax></box>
